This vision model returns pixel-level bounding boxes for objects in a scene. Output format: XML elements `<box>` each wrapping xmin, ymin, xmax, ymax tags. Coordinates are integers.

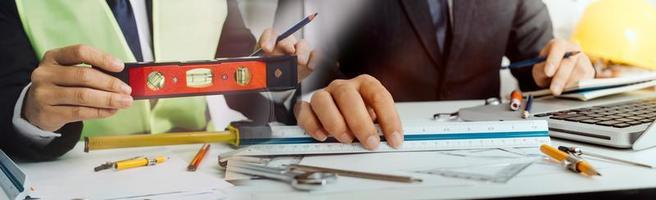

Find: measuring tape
<box><xmin>228</xmin><ymin>120</ymin><xmax>550</xmax><ymax>156</ymax></box>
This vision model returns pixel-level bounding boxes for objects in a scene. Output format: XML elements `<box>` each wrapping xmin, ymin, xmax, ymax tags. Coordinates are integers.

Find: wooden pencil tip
<box><xmin>309</xmin><ymin>12</ymin><xmax>318</xmax><ymax>20</ymax></box>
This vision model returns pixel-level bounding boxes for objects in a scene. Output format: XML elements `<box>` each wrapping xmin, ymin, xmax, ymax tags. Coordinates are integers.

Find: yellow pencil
<box><xmin>540</xmin><ymin>144</ymin><xmax>601</xmax><ymax>176</ymax></box>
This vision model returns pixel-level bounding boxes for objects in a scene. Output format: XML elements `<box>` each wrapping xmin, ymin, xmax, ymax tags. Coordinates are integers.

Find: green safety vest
<box><xmin>15</xmin><ymin>0</ymin><xmax>228</xmax><ymax>136</ymax></box>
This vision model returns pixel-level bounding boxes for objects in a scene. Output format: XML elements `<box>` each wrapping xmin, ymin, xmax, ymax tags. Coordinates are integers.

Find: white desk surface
<box><xmin>16</xmin><ymin>101</ymin><xmax>656</xmax><ymax>199</ymax></box>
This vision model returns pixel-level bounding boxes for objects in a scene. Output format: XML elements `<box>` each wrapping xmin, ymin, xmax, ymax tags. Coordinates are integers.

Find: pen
<box><xmin>250</xmin><ymin>12</ymin><xmax>318</xmax><ymax>56</ymax></box>
<box><xmin>503</xmin><ymin>51</ymin><xmax>581</xmax><ymax>69</ymax></box>
<box><xmin>522</xmin><ymin>95</ymin><xmax>533</xmax><ymax>119</ymax></box>
<box><xmin>188</xmin><ymin>144</ymin><xmax>210</xmax><ymax>171</ymax></box>
<box><xmin>540</xmin><ymin>144</ymin><xmax>601</xmax><ymax>176</ymax></box>
<box><xmin>558</xmin><ymin>146</ymin><xmax>654</xmax><ymax>169</ymax></box>
<box><xmin>94</xmin><ymin>156</ymin><xmax>168</xmax><ymax>172</ymax></box>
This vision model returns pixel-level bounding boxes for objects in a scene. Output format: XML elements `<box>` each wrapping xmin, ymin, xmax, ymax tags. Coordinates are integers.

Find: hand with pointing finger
<box><xmin>532</xmin><ymin>39</ymin><xmax>596</xmax><ymax>95</ymax></box>
<box><xmin>294</xmin><ymin>75</ymin><xmax>403</xmax><ymax>150</ymax></box>
<box><xmin>23</xmin><ymin>44</ymin><xmax>133</xmax><ymax>132</ymax></box>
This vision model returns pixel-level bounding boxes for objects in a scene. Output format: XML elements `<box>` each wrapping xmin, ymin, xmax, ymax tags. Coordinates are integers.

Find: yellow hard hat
<box><xmin>571</xmin><ymin>0</ymin><xmax>656</xmax><ymax>69</ymax></box>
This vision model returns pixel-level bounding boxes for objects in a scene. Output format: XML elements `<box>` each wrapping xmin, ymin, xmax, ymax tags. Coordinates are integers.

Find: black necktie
<box><xmin>427</xmin><ymin>0</ymin><xmax>449</xmax><ymax>54</ymax></box>
<box><xmin>107</xmin><ymin>0</ymin><xmax>143</xmax><ymax>62</ymax></box>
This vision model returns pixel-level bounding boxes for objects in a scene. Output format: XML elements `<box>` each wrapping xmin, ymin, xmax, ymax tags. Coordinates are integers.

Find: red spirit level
<box><xmin>108</xmin><ymin>56</ymin><xmax>297</xmax><ymax>99</ymax></box>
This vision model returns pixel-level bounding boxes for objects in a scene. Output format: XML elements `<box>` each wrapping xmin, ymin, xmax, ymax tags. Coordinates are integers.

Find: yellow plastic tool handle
<box><xmin>84</xmin><ymin>127</ymin><xmax>239</xmax><ymax>152</ymax></box>
<box><xmin>153</xmin><ymin>156</ymin><xmax>168</xmax><ymax>164</ymax></box>
<box><xmin>115</xmin><ymin>157</ymin><xmax>149</xmax><ymax>170</ymax></box>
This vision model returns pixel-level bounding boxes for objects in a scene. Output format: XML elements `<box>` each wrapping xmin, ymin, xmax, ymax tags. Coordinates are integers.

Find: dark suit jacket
<box><xmin>334</xmin><ymin>0</ymin><xmax>552</xmax><ymax>101</ymax></box>
<box><xmin>0</xmin><ymin>0</ymin><xmax>290</xmax><ymax>161</ymax></box>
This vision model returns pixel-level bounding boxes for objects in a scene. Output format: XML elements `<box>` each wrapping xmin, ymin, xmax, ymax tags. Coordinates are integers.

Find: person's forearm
<box><xmin>511</xmin><ymin>66</ymin><xmax>542</xmax><ymax>92</ymax></box>
<box><xmin>215</xmin><ymin>0</ymin><xmax>256</xmax><ymax>58</ymax></box>
<box><xmin>505</xmin><ymin>0</ymin><xmax>553</xmax><ymax>91</ymax></box>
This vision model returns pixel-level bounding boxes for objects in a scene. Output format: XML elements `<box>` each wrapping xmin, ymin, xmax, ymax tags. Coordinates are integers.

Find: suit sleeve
<box><xmin>0</xmin><ymin>0</ymin><xmax>82</xmax><ymax>161</ymax></box>
<box><xmin>505</xmin><ymin>0</ymin><xmax>554</xmax><ymax>92</ymax></box>
<box><xmin>216</xmin><ymin>0</ymin><xmax>298</xmax><ymax>125</ymax></box>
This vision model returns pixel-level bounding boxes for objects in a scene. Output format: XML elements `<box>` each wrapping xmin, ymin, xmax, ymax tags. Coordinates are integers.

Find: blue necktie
<box><xmin>427</xmin><ymin>0</ymin><xmax>449</xmax><ymax>54</ymax></box>
<box><xmin>107</xmin><ymin>0</ymin><xmax>143</xmax><ymax>62</ymax></box>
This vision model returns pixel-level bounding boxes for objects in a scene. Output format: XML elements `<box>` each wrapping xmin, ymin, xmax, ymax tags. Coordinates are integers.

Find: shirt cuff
<box><xmin>12</xmin><ymin>83</ymin><xmax>60</xmax><ymax>146</ymax></box>
<box><xmin>283</xmin><ymin>89</ymin><xmax>298</xmax><ymax>111</ymax></box>
<box><xmin>301</xmin><ymin>90</ymin><xmax>317</xmax><ymax>103</ymax></box>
